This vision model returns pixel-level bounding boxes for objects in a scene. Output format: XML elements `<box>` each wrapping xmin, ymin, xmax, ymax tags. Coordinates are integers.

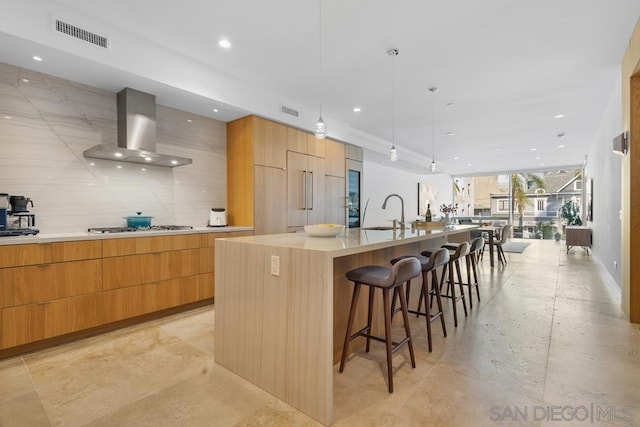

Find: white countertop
<box><xmin>216</xmin><ymin>225</ymin><xmax>477</xmax><ymax>257</ymax></box>
<box><xmin>0</xmin><ymin>226</ymin><xmax>253</xmax><ymax>246</ymax></box>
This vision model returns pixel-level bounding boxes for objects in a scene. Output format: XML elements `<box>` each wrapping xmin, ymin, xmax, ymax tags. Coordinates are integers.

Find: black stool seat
<box><xmin>340</xmin><ymin>257</ymin><xmax>421</xmax><ymax>393</ymax></box>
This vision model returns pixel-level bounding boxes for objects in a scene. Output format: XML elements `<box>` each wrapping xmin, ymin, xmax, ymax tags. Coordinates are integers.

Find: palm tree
<box><xmin>511</xmin><ymin>173</ymin><xmax>546</xmax><ymax>230</ymax></box>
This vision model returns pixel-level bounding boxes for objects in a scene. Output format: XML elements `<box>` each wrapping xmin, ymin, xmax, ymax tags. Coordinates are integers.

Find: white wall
<box><xmin>585</xmin><ymin>74</ymin><xmax>623</xmax><ymax>288</ymax></box>
<box><xmin>362</xmin><ymin>160</ymin><xmax>453</xmax><ymax>228</ymax></box>
<box><xmin>0</xmin><ymin>63</ymin><xmax>227</xmax><ymax>233</ymax></box>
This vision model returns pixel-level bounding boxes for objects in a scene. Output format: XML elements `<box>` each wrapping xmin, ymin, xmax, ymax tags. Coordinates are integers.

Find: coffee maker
<box><xmin>0</xmin><ymin>193</ymin><xmax>39</xmax><ymax>236</ymax></box>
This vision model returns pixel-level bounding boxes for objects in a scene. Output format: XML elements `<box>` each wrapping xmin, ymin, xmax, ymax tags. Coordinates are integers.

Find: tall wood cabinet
<box><xmin>287</xmin><ymin>151</ymin><xmax>326</xmax><ymax>228</ymax></box>
<box><xmin>227</xmin><ymin>115</ymin><xmax>347</xmax><ymax>235</ymax></box>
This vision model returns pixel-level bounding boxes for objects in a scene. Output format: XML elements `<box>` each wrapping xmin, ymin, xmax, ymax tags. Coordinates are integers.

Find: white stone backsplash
<box><xmin>0</xmin><ymin>62</ymin><xmax>227</xmax><ymax>233</ymax></box>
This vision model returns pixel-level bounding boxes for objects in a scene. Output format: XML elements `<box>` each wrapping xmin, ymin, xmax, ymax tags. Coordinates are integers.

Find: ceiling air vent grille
<box><xmin>281</xmin><ymin>105</ymin><xmax>299</xmax><ymax>118</ymax></box>
<box><xmin>54</xmin><ymin>19</ymin><xmax>109</xmax><ymax>49</ymax></box>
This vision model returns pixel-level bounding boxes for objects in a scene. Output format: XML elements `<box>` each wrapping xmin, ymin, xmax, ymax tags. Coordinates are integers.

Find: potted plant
<box><xmin>560</xmin><ymin>200</ymin><xmax>582</xmax><ymax>226</ymax></box>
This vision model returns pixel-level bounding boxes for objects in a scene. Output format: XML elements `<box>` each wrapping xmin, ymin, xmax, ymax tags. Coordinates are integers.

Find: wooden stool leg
<box><xmin>465</xmin><ymin>255</ymin><xmax>473</xmax><ymax>309</ymax></box>
<box><xmin>449</xmin><ymin>261</ymin><xmax>458</xmax><ymax>327</ymax></box>
<box><xmin>421</xmin><ymin>277</ymin><xmax>433</xmax><ymax>352</ymax></box>
<box><xmin>339</xmin><ymin>282</ymin><xmax>361</xmax><ymax>373</ymax></box>
<box><xmin>471</xmin><ymin>253</ymin><xmax>480</xmax><ymax>301</ymax></box>
<box><xmin>397</xmin><ymin>284</ymin><xmax>416</xmax><ymax>366</ymax></box>
<box><xmin>365</xmin><ymin>286</ymin><xmax>375</xmax><ymax>352</ymax></box>
<box><xmin>432</xmin><ymin>269</ymin><xmax>447</xmax><ymax>337</ymax></box>
<box><xmin>382</xmin><ymin>288</ymin><xmax>394</xmax><ymax>393</ymax></box>
<box><xmin>455</xmin><ymin>259</ymin><xmax>468</xmax><ymax>316</ymax></box>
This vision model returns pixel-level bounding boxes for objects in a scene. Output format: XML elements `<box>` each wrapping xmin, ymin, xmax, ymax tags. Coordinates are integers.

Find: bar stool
<box><xmin>442</xmin><ymin>236</ymin><xmax>484</xmax><ymax>309</ymax></box>
<box><xmin>422</xmin><ymin>241</ymin><xmax>469</xmax><ymax>327</ymax></box>
<box><xmin>389</xmin><ymin>248</ymin><xmax>450</xmax><ymax>352</ymax></box>
<box><xmin>339</xmin><ymin>257</ymin><xmax>422</xmax><ymax>393</ymax></box>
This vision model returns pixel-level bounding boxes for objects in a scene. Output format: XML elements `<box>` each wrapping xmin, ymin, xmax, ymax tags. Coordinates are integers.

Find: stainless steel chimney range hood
<box><xmin>83</xmin><ymin>88</ymin><xmax>193</xmax><ymax>167</ymax></box>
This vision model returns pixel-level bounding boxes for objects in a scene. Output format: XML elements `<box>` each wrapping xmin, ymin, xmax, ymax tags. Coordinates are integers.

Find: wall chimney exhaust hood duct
<box><xmin>83</xmin><ymin>88</ymin><xmax>193</xmax><ymax>167</ymax></box>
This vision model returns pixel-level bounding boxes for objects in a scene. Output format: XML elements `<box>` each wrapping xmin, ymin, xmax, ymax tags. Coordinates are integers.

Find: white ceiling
<box><xmin>1</xmin><ymin>0</ymin><xmax>639</xmax><ymax>175</ymax></box>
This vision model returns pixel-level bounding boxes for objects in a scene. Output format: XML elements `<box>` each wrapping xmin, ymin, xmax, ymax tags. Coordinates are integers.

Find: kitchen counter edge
<box><xmin>0</xmin><ymin>226</ymin><xmax>254</xmax><ymax>246</ymax></box>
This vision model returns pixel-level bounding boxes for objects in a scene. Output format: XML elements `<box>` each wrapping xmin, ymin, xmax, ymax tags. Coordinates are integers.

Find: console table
<box><xmin>566</xmin><ymin>226</ymin><xmax>592</xmax><ymax>254</ymax></box>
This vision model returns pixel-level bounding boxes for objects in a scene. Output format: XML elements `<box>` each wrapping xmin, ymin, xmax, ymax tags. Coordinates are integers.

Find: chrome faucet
<box><xmin>382</xmin><ymin>194</ymin><xmax>405</xmax><ymax>230</ymax></box>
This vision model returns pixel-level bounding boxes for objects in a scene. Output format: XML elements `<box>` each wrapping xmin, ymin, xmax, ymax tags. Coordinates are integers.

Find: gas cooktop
<box><xmin>87</xmin><ymin>225</ymin><xmax>193</xmax><ymax>234</ymax></box>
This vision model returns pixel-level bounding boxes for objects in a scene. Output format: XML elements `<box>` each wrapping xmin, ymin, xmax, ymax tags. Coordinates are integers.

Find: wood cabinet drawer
<box><xmin>0</xmin><ymin>240</ymin><xmax>101</xmax><ymax>268</ymax></box>
<box><xmin>102</xmin><ymin>236</ymin><xmax>173</xmax><ymax>257</ymax></box>
<box><xmin>162</xmin><ymin>248</ymin><xmax>204</xmax><ymax>280</ymax></box>
<box><xmin>102</xmin><ymin>277</ymin><xmax>201</xmax><ymax>324</ymax></box>
<box><xmin>102</xmin><ymin>253</ymin><xmax>164</xmax><ymax>290</ymax></box>
<box><xmin>1</xmin><ymin>259</ymin><xmax>102</xmax><ymax>307</ymax></box>
<box><xmin>0</xmin><ymin>293</ymin><xmax>103</xmax><ymax>349</ymax></box>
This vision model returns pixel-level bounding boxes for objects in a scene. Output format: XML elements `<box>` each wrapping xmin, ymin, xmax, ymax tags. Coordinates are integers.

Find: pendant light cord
<box><xmin>388</xmin><ymin>49</ymin><xmax>399</xmax><ymax>150</ymax></box>
<box><xmin>318</xmin><ymin>0</ymin><xmax>323</xmax><ymax>117</ymax></box>
<box><xmin>432</xmin><ymin>90</ymin><xmax>435</xmax><ymax>162</ymax></box>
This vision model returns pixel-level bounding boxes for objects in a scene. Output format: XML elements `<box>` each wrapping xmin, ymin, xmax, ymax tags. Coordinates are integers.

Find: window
<box><xmin>574</xmin><ymin>179</ymin><xmax>582</xmax><ymax>191</ymax></box>
<box><xmin>498</xmin><ymin>200</ymin><xmax>509</xmax><ymax>211</ymax></box>
<box><xmin>536</xmin><ymin>199</ymin><xmax>545</xmax><ymax>212</ymax></box>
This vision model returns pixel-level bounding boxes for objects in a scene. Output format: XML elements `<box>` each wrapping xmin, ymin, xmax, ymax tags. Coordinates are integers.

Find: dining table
<box><xmin>477</xmin><ymin>226</ymin><xmax>500</xmax><ymax>267</ymax></box>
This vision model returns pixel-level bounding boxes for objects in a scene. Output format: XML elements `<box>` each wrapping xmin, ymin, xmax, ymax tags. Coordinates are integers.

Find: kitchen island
<box><xmin>214</xmin><ymin>225</ymin><xmax>477</xmax><ymax>426</ymax></box>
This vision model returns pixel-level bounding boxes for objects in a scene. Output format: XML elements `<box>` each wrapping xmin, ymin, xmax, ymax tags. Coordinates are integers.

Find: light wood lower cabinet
<box><xmin>1</xmin><ymin>293</ymin><xmax>103</xmax><ymax>349</ymax></box>
<box><xmin>0</xmin><ymin>232</ymin><xmax>249</xmax><ymax>352</ymax></box>
<box><xmin>102</xmin><ymin>274</ymin><xmax>206</xmax><ymax>323</ymax></box>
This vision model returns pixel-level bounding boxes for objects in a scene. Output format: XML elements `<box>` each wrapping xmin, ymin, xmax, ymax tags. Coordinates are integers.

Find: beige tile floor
<box><xmin>1</xmin><ymin>239</ymin><xmax>639</xmax><ymax>426</ymax></box>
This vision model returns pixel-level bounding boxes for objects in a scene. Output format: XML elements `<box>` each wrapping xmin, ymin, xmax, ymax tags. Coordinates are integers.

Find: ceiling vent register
<box><xmin>54</xmin><ymin>19</ymin><xmax>109</xmax><ymax>49</ymax></box>
<box><xmin>280</xmin><ymin>105</ymin><xmax>299</xmax><ymax>118</ymax></box>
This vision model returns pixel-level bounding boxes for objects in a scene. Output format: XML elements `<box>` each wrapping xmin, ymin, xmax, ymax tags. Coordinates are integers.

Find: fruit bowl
<box><xmin>304</xmin><ymin>224</ymin><xmax>345</xmax><ymax>237</ymax></box>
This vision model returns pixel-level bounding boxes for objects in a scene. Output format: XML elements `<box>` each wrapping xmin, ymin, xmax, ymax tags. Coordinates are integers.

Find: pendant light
<box><xmin>314</xmin><ymin>0</ymin><xmax>327</xmax><ymax>139</ymax></box>
<box><xmin>388</xmin><ymin>48</ymin><xmax>399</xmax><ymax>161</ymax></box>
<box><xmin>429</xmin><ymin>87</ymin><xmax>438</xmax><ymax>172</ymax></box>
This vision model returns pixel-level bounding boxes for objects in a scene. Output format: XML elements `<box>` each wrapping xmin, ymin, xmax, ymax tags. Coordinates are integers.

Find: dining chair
<box><xmin>491</xmin><ymin>224</ymin><xmax>512</xmax><ymax>266</ymax></box>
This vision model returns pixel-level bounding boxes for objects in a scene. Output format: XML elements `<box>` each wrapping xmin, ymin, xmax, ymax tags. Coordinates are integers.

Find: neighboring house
<box><xmin>489</xmin><ymin>171</ymin><xmax>582</xmax><ymax>238</ymax></box>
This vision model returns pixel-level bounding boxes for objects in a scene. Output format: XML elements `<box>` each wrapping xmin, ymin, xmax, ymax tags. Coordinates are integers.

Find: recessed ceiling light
<box><xmin>3</xmin><ymin>116</ymin><xmax>11</xmax><ymax>120</ymax></box>
<box><xmin>171</xmin><ymin>160</ymin><xmax>178</xmax><ymax>165</ymax></box>
<box><xmin>89</xmin><ymin>162</ymin><xmax>95</xmax><ymax>166</ymax></box>
<box><xmin>530</xmin><ymin>148</ymin><xmax>537</xmax><ymax>151</ymax></box>
<box><xmin>187</xmin><ymin>119</ymin><xmax>192</xmax><ymax>123</ymax></box>
<box><xmin>114</xmin><ymin>152</ymin><xmax>123</xmax><ymax>158</ymax></box>
<box><xmin>495</xmin><ymin>148</ymin><xmax>502</xmax><ymax>151</ymax></box>
<box><xmin>141</xmin><ymin>168</ymin><xmax>146</xmax><ymax>172</ymax></box>
<box><xmin>145</xmin><ymin>157</ymin><xmax>152</xmax><ymax>162</ymax></box>
<box><xmin>218</xmin><ymin>39</ymin><xmax>231</xmax><ymax>48</ymax></box>
<box><xmin>446</xmin><ymin>132</ymin><xmax>454</xmax><ymax>136</ymax></box>
<box><xmin>539</xmin><ymin>163</ymin><xmax>545</xmax><ymax>166</ymax></box>
<box><xmin>213</xmin><ymin>108</ymin><xmax>219</xmax><ymax>113</ymax></box>
<box><xmin>555</xmin><ymin>114</ymin><xmax>565</xmax><ymax>119</ymax></box>
<box><xmin>558</xmin><ymin>144</ymin><xmax>565</xmax><ymax>148</ymax></box>
<box><xmin>353</xmin><ymin>107</ymin><xmax>361</xmax><ymax>113</ymax></box>
<box><xmin>453</xmin><ymin>156</ymin><xmax>459</xmax><ymax>160</ymax></box>
<box><xmin>116</xmin><ymin>165</ymin><xmax>122</xmax><ymax>169</ymax></box>
<box><xmin>21</xmin><ymin>78</ymin><xmax>29</xmax><ymax>83</ymax></box>
<box><xmin>32</xmin><ymin>56</ymin><xmax>42</xmax><ymax>61</ymax></box>
<box><xmin>466</xmin><ymin>163</ymin><xmax>472</xmax><ymax>167</ymax></box>
<box><xmin>535</xmin><ymin>156</ymin><xmax>541</xmax><ymax>160</ymax></box>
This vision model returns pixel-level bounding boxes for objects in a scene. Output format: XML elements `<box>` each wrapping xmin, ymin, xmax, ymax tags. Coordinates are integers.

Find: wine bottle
<box><xmin>426</xmin><ymin>204</ymin><xmax>432</xmax><ymax>222</ymax></box>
